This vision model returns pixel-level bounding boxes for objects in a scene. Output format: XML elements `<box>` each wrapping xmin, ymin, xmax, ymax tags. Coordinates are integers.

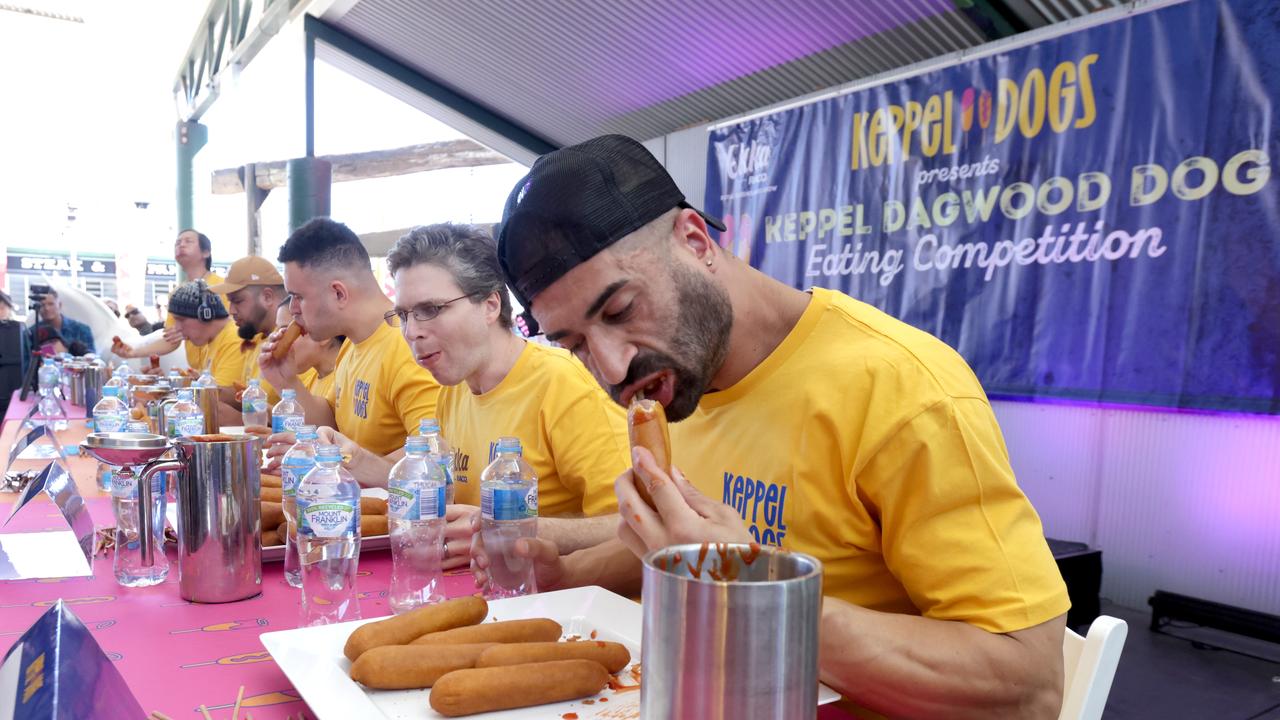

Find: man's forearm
<box><xmin>819</xmin><ymin>598</ymin><xmax>1065</xmax><ymax>719</ymax></box>
<box><xmin>539</xmin><ymin>515</ymin><xmax>620</xmax><ymax>554</ymax></box>
<box><xmin>556</xmin><ymin>538</ymin><xmax>642</xmax><ymax>596</ymax></box>
<box><xmin>292</xmin><ymin>385</ymin><xmax>336</xmax><ymax>428</ymax></box>
<box><xmin>129</xmin><ymin>335</ymin><xmax>181</xmax><ymax>357</ymax></box>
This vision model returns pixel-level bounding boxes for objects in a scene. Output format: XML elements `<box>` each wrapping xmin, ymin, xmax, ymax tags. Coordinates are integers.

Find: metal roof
<box><xmin>316</xmin><ymin>0</ymin><xmax>1122</xmax><ymax>154</ymax></box>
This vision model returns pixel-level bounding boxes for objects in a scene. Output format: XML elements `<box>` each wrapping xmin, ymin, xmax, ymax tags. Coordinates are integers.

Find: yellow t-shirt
<box><xmin>328</xmin><ymin>323</ymin><xmax>439</xmax><ymax>456</ymax></box>
<box><xmin>440</xmin><ymin>341</ymin><xmax>628</xmax><ymax>517</ymax></box>
<box><xmin>204</xmin><ymin>318</ymin><xmax>250</xmax><ymax>389</ymax></box>
<box><xmin>301</xmin><ymin>340</ymin><xmax>350</xmax><ymax>407</ymax></box>
<box><xmin>671</xmin><ymin>287</ymin><xmax>1069</xmax><ymax>634</ymax></box>
<box><xmin>166</xmin><ymin>270</ymin><xmax>225</xmax><ymax>371</ymax></box>
<box><xmin>241</xmin><ymin>332</ymin><xmax>281</xmax><ymax>406</ymax></box>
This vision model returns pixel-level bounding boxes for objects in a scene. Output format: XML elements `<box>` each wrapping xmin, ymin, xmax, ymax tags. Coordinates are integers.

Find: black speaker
<box><xmin>1048</xmin><ymin>538</ymin><xmax>1102</xmax><ymax>630</ymax></box>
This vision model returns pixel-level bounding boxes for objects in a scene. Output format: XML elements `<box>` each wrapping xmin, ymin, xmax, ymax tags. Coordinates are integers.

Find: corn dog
<box><xmin>476</xmin><ymin>641</ymin><xmax>631</xmax><ymax>673</ymax></box>
<box><xmin>428</xmin><ymin>660</ymin><xmax>609</xmax><ymax>717</ymax></box>
<box><xmin>411</xmin><ymin>619</ymin><xmax>562</xmax><ymax>646</ymax></box>
<box><xmin>260</xmin><ymin>487</ymin><xmax>283</xmax><ymax>503</ymax></box>
<box><xmin>360</xmin><ymin>496</ymin><xmax>387</xmax><ymax>516</ymax></box>
<box><xmin>343</xmin><ymin>595</ymin><xmax>487</xmax><ymax>661</ymax></box>
<box><xmin>261</xmin><ymin>528</ymin><xmax>279</xmax><ymax>547</ymax></box>
<box><xmin>361</xmin><ymin>514</ymin><xmax>388</xmax><ymax>536</ymax></box>
<box><xmin>271</xmin><ymin>321</ymin><xmax>305</xmax><ymax>360</ymax></box>
<box><xmin>260</xmin><ymin>501</ymin><xmax>284</xmax><ymax>531</ymax></box>
<box><xmin>348</xmin><ymin>643</ymin><xmax>494</xmax><ymax>690</ymax></box>
<box><xmin>627</xmin><ymin>395</ymin><xmax>672</xmax><ymax>510</ymax></box>
<box><xmin>261</xmin><ymin>474</ymin><xmax>283</xmax><ymax>489</ymax></box>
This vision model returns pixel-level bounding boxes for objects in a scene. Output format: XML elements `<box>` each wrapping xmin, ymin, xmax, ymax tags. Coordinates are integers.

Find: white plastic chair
<box><xmin>1059</xmin><ymin>615</ymin><xmax>1128</xmax><ymax>720</ymax></box>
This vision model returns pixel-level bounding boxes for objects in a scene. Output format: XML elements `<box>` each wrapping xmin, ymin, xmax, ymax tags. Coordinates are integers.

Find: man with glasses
<box><xmin>258</xmin><ymin>217</ymin><xmax>439</xmax><ymax>457</ymax></box>
<box><xmin>325</xmin><ymin>223</ymin><xmax>630</xmax><ymax>567</ymax></box>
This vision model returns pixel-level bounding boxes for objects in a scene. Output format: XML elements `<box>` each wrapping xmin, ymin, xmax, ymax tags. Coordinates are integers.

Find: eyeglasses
<box><xmin>384</xmin><ymin>293</ymin><xmax>476</xmax><ymax>327</ymax></box>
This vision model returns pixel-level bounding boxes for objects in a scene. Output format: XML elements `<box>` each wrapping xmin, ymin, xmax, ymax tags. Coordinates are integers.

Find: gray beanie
<box><xmin>168</xmin><ymin>280</ymin><xmax>228</xmax><ymax>320</ymax></box>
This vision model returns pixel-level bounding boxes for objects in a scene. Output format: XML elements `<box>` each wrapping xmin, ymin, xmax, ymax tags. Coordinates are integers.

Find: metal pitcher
<box><xmin>139</xmin><ymin>435</ymin><xmax>262</xmax><ymax>603</ymax></box>
<box><xmin>640</xmin><ymin>543</ymin><xmax>823</xmax><ymax>720</ymax></box>
<box><xmin>82</xmin><ymin>364</ymin><xmax>105</xmax><ymax>410</ymax></box>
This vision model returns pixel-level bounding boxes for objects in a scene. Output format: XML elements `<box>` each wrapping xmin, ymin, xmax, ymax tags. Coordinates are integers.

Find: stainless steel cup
<box><xmin>82</xmin><ymin>364</ymin><xmax>105</xmax><ymax>410</ymax></box>
<box><xmin>140</xmin><ymin>435</ymin><xmax>262</xmax><ymax>602</ymax></box>
<box><xmin>641</xmin><ymin>543</ymin><xmax>823</xmax><ymax>720</ymax></box>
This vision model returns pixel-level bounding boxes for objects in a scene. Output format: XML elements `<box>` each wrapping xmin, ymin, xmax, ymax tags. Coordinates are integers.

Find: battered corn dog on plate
<box><xmin>262</xmin><ymin>586</ymin><xmax>646</xmax><ymax>719</ymax></box>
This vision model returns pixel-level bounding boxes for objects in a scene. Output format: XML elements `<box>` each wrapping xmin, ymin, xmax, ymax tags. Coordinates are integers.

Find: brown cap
<box><xmin>207</xmin><ymin>256</ymin><xmax>284</xmax><ymax>294</ymax></box>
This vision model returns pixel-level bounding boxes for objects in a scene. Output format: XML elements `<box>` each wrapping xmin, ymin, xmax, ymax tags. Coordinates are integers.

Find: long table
<box><xmin>1</xmin><ymin>399</ymin><xmax>853</xmax><ymax>719</ymax></box>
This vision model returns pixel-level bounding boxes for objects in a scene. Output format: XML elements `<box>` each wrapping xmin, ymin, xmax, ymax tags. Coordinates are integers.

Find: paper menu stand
<box><xmin>0</xmin><ymin>462</ymin><xmax>94</xmax><ymax>581</ymax></box>
<box><xmin>0</xmin><ymin>600</ymin><xmax>144</xmax><ymax>720</ymax></box>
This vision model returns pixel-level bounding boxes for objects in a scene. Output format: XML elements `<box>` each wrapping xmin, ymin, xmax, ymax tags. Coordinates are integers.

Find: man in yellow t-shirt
<box><xmin>378</xmin><ymin>224</ymin><xmax>628</xmax><ymax>567</ymax></box>
<box><xmin>113</xmin><ymin>229</ymin><xmax>224</xmax><ymax>369</ymax></box>
<box><xmin>165</xmin><ymin>281</ymin><xmax>248</xmax><ymax>388</ymax></box>
<box><xmin>210</xmin><ymin>255</ymin><xmax>291</xmax><ymax>408</ymax></box>
<box><xmin>258</xmin><ymin>218</ymin><xmax>439</xmax><ymax>458</ymax></box>
<box><xmin>493</xmin><ymin>135</ymin><xmax>1071</xmax><ymax>718</ymax></box>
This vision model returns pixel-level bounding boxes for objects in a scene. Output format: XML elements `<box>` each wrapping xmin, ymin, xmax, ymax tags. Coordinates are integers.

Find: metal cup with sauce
<box><xmin>640</xmin><ymin>543</ymin><xmax>823</xmax><ymax>719</ymax></box>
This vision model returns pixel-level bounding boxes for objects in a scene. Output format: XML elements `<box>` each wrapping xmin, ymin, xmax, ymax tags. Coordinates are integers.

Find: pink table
<box><xmin>1</xmin><ymin>417</ymin><xmax>854</xmax><ymax>719</ymax></box>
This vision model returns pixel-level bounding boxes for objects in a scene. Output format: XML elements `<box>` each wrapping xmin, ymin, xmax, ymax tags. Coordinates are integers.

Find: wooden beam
<box><xmin>211</xmin><ymin>138</ymin><xmax>512</xmax><ymax>194</ymax></box>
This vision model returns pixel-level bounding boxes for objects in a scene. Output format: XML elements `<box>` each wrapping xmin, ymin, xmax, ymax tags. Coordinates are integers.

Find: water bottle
<box><xmin>241</xmin><ymin>378</ymin><xmax>269</xmax><ymax>428</ymax></box>
<box><xmin>103</xmin><ymin>364</ymin><xmax>130</xmax><ymax>394</ymax></box>
<box><xmin>419</xmin><ymin>418</ymin><xmax>456</xmax><ymax>505</ymax></box>
<box><xmin>297</xmin><ymin>444</ymin><xmax>361</xmax><ymax>625</ymax></box>
<box><xmin>111</xmin><ymin>463</ymin><xmax>169</xmax><ymax>588</ymax></box>
<box><xmin>37</xmin><ymin>358</ymin><xmax>59</xmax><ymax>398</ymax></box>
<box><xmin>479</xmin><ymin>436</ymin><xmax>539</xmax><ymax>599</ymax></box>
<box><xmin>92</xmin><ymin>385</ymin><xmax>128</xmax><ymax>433</ymax></box>
<box><xmin>280</xmin><ymin>425</ymin><xmax>319</xmax><ymax>589</ymax></box>
<box><xmin>272</xmin><ymin>389</ymin><xmax>305</xmax><ymax>433</ymax></box>
<box><xmin>388</xmin><ymin>435</ymin><xmax>446</xmax><ymax>613</ymax></box>
<box><xmin>169</xmin><ymin>389</ymin><xmax>204</xmax><ymax>438</ymax></box>
<box><xmin>194</xmin><ymin>365</ymin><xmax>216</xmax><ymax>388</ymax></box>
<box><xmin>35</xmin><ymin>359</ymin><xmax>65</xmax><ymax>429</ymax></box>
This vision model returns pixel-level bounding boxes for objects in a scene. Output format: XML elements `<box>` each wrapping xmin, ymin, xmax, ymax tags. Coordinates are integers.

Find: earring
<box><xmin>705</xmin><ymin>259</ymin><xmax>713</xmax><ymax>267</ymax></box>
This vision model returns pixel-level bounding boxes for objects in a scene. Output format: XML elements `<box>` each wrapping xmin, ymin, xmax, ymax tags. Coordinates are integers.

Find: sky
<box><xmin>0</xmin><ymin>1</ymin><xmax>528</xmax><ymax>267</ymax></box>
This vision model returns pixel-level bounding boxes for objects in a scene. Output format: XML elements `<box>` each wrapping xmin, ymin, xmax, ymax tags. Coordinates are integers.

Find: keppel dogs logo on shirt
<box><xmin>721</xmin><ymin>472</ymin><xmax>789</xmax><ymax>546</ymax></box>
<box><xmin>353</xmin><ymin>379</ymin><xmax>371</xmax><ymax>419</ymax></box>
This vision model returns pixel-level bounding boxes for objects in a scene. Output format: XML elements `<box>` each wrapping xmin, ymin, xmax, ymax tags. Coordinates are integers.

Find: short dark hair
<box><xmin>278</xmin><ymin>218</ymin><xmax>372</xmax><ymax>272</ymax></box>
<box><xmin>180</xmin><ymin>228</ymin><xmax>213</xmax><ymax>271</ymax></box>
<box><xmin>387</xmin><ymin>223</ymin><xmax>513</xmax><ymax>329</ymax></box>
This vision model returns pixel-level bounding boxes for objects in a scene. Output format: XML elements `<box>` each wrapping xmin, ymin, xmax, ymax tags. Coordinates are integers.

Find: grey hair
<box><xmin>387</xmin><ymin>223</ymin><xmax>513</xmax><ymax>329</ymax></box>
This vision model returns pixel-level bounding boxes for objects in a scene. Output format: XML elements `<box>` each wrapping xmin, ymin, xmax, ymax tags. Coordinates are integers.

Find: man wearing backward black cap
<box><xmin>165</xmin><ymin>281</ymin><xmax>247</xmax><ymax>389</ymax></box>
<box><xmin>482</xmin><ymin>135</ymin><xmax>1070</xmax><ymax>717</ymax></box>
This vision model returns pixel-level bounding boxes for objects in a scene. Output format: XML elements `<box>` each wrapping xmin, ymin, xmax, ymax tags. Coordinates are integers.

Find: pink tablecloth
<box><xmin>4</xmin><ymin>389</ymin><xmax>88</xmax><ymax>421</ymax></box>
<box><xmin>2</xmin><ymin>424</ymin><xmax>855</xmax><ymax>718</ymax></box>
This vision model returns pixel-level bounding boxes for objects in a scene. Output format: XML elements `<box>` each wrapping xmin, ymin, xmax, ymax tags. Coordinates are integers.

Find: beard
<box><xmin>608</xmin><ymin>261</ymin><xmax>732</xmax><ymax>422</ymax></box>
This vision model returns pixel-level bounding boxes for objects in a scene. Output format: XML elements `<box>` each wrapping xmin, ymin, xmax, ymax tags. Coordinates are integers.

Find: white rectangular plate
<box><xmin>260</xmin><ymin>586</ymin><xmax>839</xmax><ymax>719</ymax></box>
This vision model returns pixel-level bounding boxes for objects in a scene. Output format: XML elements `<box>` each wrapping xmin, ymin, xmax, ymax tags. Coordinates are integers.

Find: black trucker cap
<box><xmin>496</xmin><ymin>134</ymin><xmax>725</xmax><ymax>333</ymax></box>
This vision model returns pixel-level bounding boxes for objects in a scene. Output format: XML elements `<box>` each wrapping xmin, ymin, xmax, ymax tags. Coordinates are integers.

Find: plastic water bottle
<box><xmin>35</xmin><ymin>358</ymin><xmax>65</xmax><ymax>429</ymax></box>
<box><xmin>169</xmin><ymin>389</ymin><xmax>204</xmax><ymax>438</ymax></box>
<box><xmin>241</xmin><ymin>378</ymin><xmax>269</xmax><ymax>428</ymax></box>
<box><xmin>194</xmin><ymin>365</ymin><xmax>216</xmax><ymax>388</ymax></box>
<box><xmin>37</xmin><ymin>358</ymin><xmax>59</xmax><ymax>398</ymax></box>
<box><xmin>297</xmin><ymin>444</ymin><xmax>361</xmax><ymax>625</ymax></box>
<box><xmin>103</xmin><ymin>364</ymin><xmax>130</xmax><ymax>394</ymax></box>
<box><xmin>388</xmin><ymin>435</ymin><xmax>446</xmax><ymax>613</ymax></box>
<box><xmin>479</xmin><ymin>437</ymin><xmax>538</xmax><ymax>599</ymax></box>
<box><xmin>280</xmin><ymin>425</ymin><xmax>319</xmax><ymax>589</ymax></box>
<box><xmin>272</xmin><ymin>389</ymin><xmax>305</xmax><ymax>433</ymax></box>
<box><xmin>92</xmin><ymin>385</ymin><xmax>128</xmax><ymax>433</ymax></box>
<box><xmin>111</xmin><ymin>464</ymin><xmax>169</xmax><ymax>587</ymax></box>
<box><xmin>419</xmin><ymin>418</ymin><xmax>456</xmax><ymax>505</ymax></box>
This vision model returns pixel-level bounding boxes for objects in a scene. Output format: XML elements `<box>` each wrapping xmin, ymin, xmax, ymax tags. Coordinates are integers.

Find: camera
<box><xmin>28</xmin><ymin>284</ymin><xmax>52</xmax><ymax>312</ymax></box>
